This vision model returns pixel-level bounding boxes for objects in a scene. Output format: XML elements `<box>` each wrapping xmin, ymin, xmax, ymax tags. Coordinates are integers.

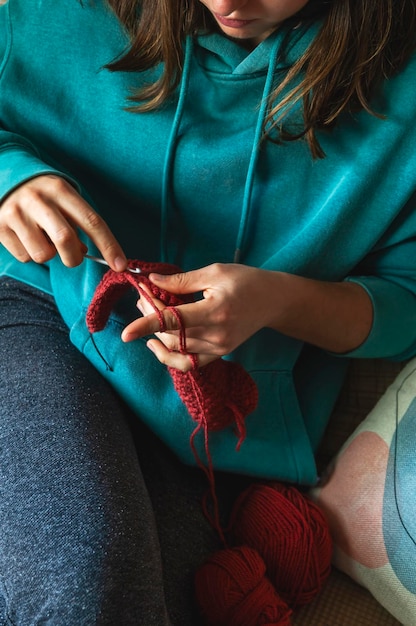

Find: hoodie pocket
<box><xmin>201</xmin><ymin>368</ymin><xmax>319</xmax><ymax>484</ymax></box>
<box><xmin>68</xmin><ymin>301</ymin><xmax>318</xmax><ymax>484</ymax></box>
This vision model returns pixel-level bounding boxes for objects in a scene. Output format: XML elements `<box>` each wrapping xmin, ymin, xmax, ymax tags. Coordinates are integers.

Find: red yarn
<box><xmin>228</xmin><ymin>482</ymin><xmax>332</xmax><ymax>607</ymax></box>
<box><xmin>86</xmin><ymin>260</ymin><xmax>258</xmax><ymax>539</ymax></box>
<box><xmin>195</xmin><ymin>546</ymin><xmax>292</xmax><ymax>626</ymax></box>
<box><xmin>85</xmin><ymin>261</ymin><xmax>186</xmax><ymax>329</ymax></box>
<box><xmin>86</xmin><ymin>262</ymin><xmax>332</xmax><ymax>623</ymax></box>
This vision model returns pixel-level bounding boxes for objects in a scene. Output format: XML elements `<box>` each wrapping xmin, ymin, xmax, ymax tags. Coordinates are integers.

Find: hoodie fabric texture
<box><xmin>2</xmin><ymin>0</ymin><xmax>416</xmax><ymax>484</ymax></box>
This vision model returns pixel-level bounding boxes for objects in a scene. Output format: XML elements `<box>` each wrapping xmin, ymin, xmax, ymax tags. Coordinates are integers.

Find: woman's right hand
<box><xmin>0</xmin><ymin>174</ymin><xmax>126</xmax><ymax>270</ymax></box>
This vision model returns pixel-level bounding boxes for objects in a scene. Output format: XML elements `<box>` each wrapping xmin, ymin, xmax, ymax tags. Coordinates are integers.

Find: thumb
<box><xmin>149</xmin><ymin>267</ymin><xmax>208</xmax><ymax>295</ymax></box>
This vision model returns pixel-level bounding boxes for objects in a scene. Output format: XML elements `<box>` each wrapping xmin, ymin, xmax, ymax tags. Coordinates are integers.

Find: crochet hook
<box><xmin>84</xmin><ymin>254</ymin><xmax>142</xmax><ymax>274</ymax></box>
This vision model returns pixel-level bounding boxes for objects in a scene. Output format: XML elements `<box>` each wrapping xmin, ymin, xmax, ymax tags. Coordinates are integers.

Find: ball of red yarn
<box><xmin>195</xmin><ymin>546</ymin><xmax>292</xmax><ymax>626</ymax></box>
<box><xmin>229</xmin><ymin>483</ymin><xmax>332</xmax><ymax>607</ymax></box>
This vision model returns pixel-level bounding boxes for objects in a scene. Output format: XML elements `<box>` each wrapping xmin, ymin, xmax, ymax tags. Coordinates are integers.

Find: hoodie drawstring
<box><xmin>160</xmin><ymin>36</ymin><xmax>194</xmax><ymax>263</ymax></box>
<box><xmin>160</xmin><ymin>33</ymin><xmax>282</xmax><ymax>265</ymax></box>
<box><xmin>233</xmin><ymin>35</ymin><xmax>282</xmax><ymax>264</ymax></box>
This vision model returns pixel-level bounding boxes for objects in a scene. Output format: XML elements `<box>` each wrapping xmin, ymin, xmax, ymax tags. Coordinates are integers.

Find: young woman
<box><xmin>1</xmin><ymin>0</ymin><xmax>416</xmax><ymax>623</ymax></box>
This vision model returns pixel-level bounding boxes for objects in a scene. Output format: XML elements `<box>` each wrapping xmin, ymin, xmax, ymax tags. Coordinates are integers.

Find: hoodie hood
<box><xmin>194</xmin><ymin>21</ymin><xmax>320</xmax><ymax>75</ymax></box>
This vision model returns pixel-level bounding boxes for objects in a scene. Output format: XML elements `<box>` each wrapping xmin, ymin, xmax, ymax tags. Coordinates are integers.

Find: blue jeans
<box><xmin>0</xmin><ymin>277</ymin><xmax>226</xmax><ymax>625</ymax></box>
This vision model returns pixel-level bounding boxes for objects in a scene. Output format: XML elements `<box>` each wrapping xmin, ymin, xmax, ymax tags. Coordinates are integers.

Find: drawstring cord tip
<box><xmin>233</xmin><ymin>249</ymin><xmax>241</xmax><ymax>264</ymax></box>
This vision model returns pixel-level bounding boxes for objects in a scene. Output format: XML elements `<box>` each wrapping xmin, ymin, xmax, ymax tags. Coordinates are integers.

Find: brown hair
<box><xmin>106</xmin><ymin>0</ymin><xmax>416</xmax><ymax>158</ymax></box>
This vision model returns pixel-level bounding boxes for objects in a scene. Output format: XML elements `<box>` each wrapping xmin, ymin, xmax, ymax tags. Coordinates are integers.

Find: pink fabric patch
<box><xmin>317</xmin><ymin>431</ymin><xmax>389</xmax><ymax>568</ymax></box>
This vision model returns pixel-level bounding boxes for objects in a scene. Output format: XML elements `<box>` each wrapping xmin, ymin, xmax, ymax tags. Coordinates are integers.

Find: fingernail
<box><xmin>114</xmin><ymin>256</ymin><xmax>127</xmax><ymax>272</ymax></box>
<box><xmin>121</xmin><ymin>329</ymin><xmax>135</xmax><ymax>343</ymax></box>
<box><xmin>150</xmin><ymin>272</ymin><xmax>167</xmax><ymax>281</ymax></box>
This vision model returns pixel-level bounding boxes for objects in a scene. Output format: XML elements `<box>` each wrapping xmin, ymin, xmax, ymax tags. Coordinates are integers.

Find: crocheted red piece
<box><xmin>86</xmin><ymin>259</ymin><xmax>258</xmax><ymax>453</ymax></box>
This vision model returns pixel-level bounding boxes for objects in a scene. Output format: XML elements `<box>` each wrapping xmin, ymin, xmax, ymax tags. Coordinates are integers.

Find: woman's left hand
<box><xmin>121</xmin><ymin>261</ymin><xmax>374</xmax><ymax>371</ymax></box>
<box><xmin>121</xmin><ymin>263</ymin><xmax>273</xmax><ymax>372</ymax></box>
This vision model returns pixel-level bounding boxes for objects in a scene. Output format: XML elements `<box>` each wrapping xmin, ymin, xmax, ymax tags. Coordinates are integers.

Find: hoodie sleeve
<box><xmin>342</xmin><ymin>194</ymin><xmax>416</xmax><ymax>360</ymax></box>
<box><xmin>0</xmin><ymin>130</ymin><xmax>81</xmax><ymax>202</ymax></box>
<box><xmin>0</xmin><ymin>3</ymin><xmax>79</xmax><ymax>202</ymax></box>
<box><xmin>344</xmin><ymin>276</ymin><xmax>416</xmax><ymax>360</ymax></box>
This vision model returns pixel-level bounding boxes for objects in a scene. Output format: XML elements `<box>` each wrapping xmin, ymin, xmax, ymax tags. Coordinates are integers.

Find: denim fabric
<box><xmin>0</xmin><ymin>277</ymin><xmax>225</xmax><ymax>625</ymax></box>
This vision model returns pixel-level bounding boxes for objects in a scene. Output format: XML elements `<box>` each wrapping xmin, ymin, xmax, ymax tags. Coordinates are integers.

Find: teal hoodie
<box><xmin>2</xmin><ymin>0</ymin><xmax>416</xmax><ymax>484</ymax></box>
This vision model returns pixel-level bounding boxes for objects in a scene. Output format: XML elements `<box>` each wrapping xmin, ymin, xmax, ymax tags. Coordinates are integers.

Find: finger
<box><xmin>0</xmin><ymin>194</ymin><xmax>59</xmax><ymax>263</ymax></box>
<box><xmin>137</xmin><ymin>283</ymin><xmax>208</xmax><ymax>330</ymax></box>
<box><xmin>135</xmin><ymin>294</ymin><xmax>215</xmax><ymax>353</ymax></box>
<box><xmin>136</xmin><ymin>284</ymin><xmax>164</xmax><ymax>316</ymax></box>
<box><xmin>1</xmin><ymin>201</ymin><xmax>71</xmax><ymax>264</ymax></box>
<box><xmin>16</xmin><ymin>207</ymin><xmax>84</xmax><ymax>266</ymax></box>
<box><xmin>133</xmin><ymin>311</ymin><xmax>216</xmax><ymax>354</ymax></box>
<box><xmin>147</xmin><ymin>340</ymin><xmax>194</xmax><ymax>372</ymax></box>
<box><xmin>146</xmin><ymin>339</ymin><xmax>217</xmax><ymax>372</ymax></box>
<box><xmin>1</xmin><ymin>178</ymin><xmax>112</xmax><ymax>268</ymax></box>
<box><xmin>59</xmin><ymin>195</ymin><xmax>127</xmax><ymax>271</ymax></box>
<box><xmin>148</xmin><ymin>266</ymin><xmax>211</xmax><ymax>295</ymax></box>
<box><xmin>163</xmin><ymin>334</ymin><xmax>220</xmax><ymax>355</ymax></box>
<box><xmin>124</xmin><ymin>298</ymin><xmax>227</xmax><ymax>354</ymax></box>
<box><xmin>0</xmin><ymin>228</ymin><xmax>32</xmax><ymax>263</ymax></box>
<box><xmin>121</xmin><ymin>307</ymin><xmax>183</xmax><ymax>343</ymax></box>
<box><xmin>124</xmin><ymin>315</ymin><xmax>224</xmax><ymax>359</ymax></box>
<box><xmin>17</xmin><ymin>175</ymin><xmax>126</xmax><ymax>271</ymax></box>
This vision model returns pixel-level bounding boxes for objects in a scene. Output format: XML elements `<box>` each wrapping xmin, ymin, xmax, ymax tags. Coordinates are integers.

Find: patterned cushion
<box><xmin>310</xmin><ymin>358</ymin><xmax>416</xmax><ymax>626</ymax></box>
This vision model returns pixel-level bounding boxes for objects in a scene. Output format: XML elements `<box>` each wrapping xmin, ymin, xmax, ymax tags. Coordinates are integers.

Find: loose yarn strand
<box><xmin>168</xmin><ymin>305</ymin><xmax>228</xmax><ymax>544</ymax></box>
